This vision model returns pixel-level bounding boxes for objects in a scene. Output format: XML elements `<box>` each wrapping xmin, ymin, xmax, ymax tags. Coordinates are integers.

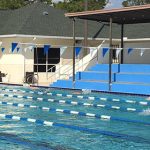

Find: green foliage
<box><xmin>54</xmin><ymin>0</ymin><xmax>108</xmax><ymax>12</ymax></box>
<box><xmin>0</xmin><ymin>0</ymin><xmax>26</xmax><ymax>9</ymax></box>
<box><xmin>0</xmin><ymin>0</ymin><xmax>107</xmax><ymax>11</ymax></box>
<box><xmin>122</xmin><ymin>0</ymin><xmax>150</xmax><ymax>7</ymax></box>
<box><xmin>0</xmin><ymin>0</ymin><xmax>52</xmax><ymax>10</ymax></box>
<box><xmin>41</xmin><ymin>0</ymin><xmax>52</xmax><ymax>5</ymax></box>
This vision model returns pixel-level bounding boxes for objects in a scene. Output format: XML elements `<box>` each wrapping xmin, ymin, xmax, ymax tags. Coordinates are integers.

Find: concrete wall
<box><xmin>1</xmin><ymin>36</ymin><xmax>150</xmax><ymax>85</ymax></box>
<box><xmin>0</xmin><ymin>36</ymin><xmax>104</xmax><ymax>85</ymax></box>
<box><xmin>0</xmin><ymin>38</ymin><xmax>25</xmax><ymax>83</ymax></box>
<box><xmin>123</xmin><ymin>40</ymin><xmax>150</xmax><ymax>64</ymax></box>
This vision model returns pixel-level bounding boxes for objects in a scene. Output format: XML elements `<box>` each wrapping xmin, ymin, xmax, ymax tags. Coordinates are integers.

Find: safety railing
<box><xmin>47</xmin><ymin>40</ymin><xmax>106</xmax><ymax>84</ymax></box>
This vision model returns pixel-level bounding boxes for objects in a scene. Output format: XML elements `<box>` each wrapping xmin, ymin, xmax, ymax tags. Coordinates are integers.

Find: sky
<box><xmin>52</xmin><ymin>0</ymin><xmax>124</xmax><ymax>9</ymax></box>
<box><xmin>105</xmin><ymin>0</ymin><xmax>124</xmax><ymax>9</ymax></box>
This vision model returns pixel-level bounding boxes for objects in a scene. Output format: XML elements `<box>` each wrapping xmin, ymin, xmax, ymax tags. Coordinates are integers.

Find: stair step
<box><xmin>115</xmin><ymin>74</ymin><xmax>150</xmax><ymax>83</ymax></box>
<box><xmin>119</xmin><ymin>72</ymin><xmax>150</xmax><ymax>74</ymax></box>
<box><xmin>50</xmin><ymin>64</ymin><xmax>150</xmax><ymax>95</ymax></box>
<box><xmin>76</xmin><ymin>80</ymin><xmax>108</xmax><ymax>83</ymax></box>
<box><xmin>114</xmin><ymin>81</ymin><xmax>150</xmax><ymax>86</ymax></box>
<box><xmin>75</xmin><ymin>72</ymin><xmax>115</xmax><ymax>81</ymax></box>
<box><xmin>120</xmin><ymin>64</ymin><xmax>150</xmax><ymax>73</ymax></box>
<box><xmin>75</xmin><ymin>80</ymin><xmax>109</xmax><ymax>91</ymax></box>
<box><xmin>112</xmin><ymin>83</ymin><xmax>150</xmax><ymax>95</ymax></box>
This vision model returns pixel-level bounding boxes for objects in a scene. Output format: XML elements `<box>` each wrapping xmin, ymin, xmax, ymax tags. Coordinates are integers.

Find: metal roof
<box><xmin>0</xmin><ymin>2</ymin><xmax>149</xmax><ymax>39</ymax></box>
<box><xmin>65</xmin><ymin>4</ymin><xmax>150</xmax><ymax>24</ymax></box>
<box><xmin>0</xmin><ymin>2</ymin><xmax>112</xmax><ymax>38</ymax></box>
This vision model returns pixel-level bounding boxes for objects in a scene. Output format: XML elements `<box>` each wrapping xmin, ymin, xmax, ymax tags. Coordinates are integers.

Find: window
<box><xmin>112</xmin><ymin>45</ymin><xmax>119</xmax><ymax>63</ymax></box>
<box><xmin>34</xmin><ymin>48</ymin><xmax>60</xmax><ymax>72</ymax></box>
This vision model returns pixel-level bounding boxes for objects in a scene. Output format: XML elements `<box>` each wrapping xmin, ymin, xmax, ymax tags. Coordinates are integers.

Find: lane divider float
<box><xmin>0</xmin><ymin>88</ymin><xmax>149</xmax><ymax>106</ymax></box>
<box><xmin>0</xmin><ymin>113</ymin><xmax>149</xmax><ymax>144</ymax></box>
<box><xmin>0</xmin><ymin>101</ymin><xmax>150</xmax><ymax>126</ymax></box>
<box><xmin>0</xmin><ymin>93</ymin><xmax>143</xmax><ymax>113</ymax></box>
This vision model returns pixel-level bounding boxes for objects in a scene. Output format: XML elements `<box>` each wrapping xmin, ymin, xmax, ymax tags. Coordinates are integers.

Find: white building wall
<box><xmin>0</xmin><ymin>36</ymin><xmax>104</xmax><ymax>85</ymax></box>
<box><xmin>0</xmin><ymin>38</ymin><xmax>25</xmax><ymax>83</ymax></box>
<box><xmin>1</xmin><ymin>36</ymin><xmax>150</xmax><ymax>85</ymax></box>
<box><xmin>123</xmin><ymin>40</ymin><xmax>150</xmax><ymax>64</ymax></box>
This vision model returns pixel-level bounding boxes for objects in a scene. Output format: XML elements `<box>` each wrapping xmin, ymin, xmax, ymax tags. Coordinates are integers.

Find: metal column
<box><xmin>109</xmin><ymin>17</ymin><xmax>112</xmax><ymax>91</ymax></box>
<box><xmin>72</xmin><ymin>18</ymin><xmax>76</xmax><ymax>88</ymax></box>
<box><xmin>121</xmin><ymin>24</ymin><xmax>124</xmax><ymax>64</ymax></box>
<box><xmin>36</xmin><ymin>46</ymin><xmax>38</xmax><ymax>77</ymax></box>
<box><xmin>84</xmin><ymin>0</ymin><xmax>88</xmax><ymax>51</ymax></box>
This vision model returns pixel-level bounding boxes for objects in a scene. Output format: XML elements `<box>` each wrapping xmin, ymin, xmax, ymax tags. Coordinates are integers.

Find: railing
<box><xmin>53</xmin><ymin>55</ymin><xmax>98</xmax><ymax>81</ymax></box>
<box><xmin>47</xmin><ymin>59</ymin><xmax>73</xmax><ymax>83</ymax></box>
<box><xmin>47</xmin><ymin>40</ymin><xmax>106</xmax><ymax>84</ymax></box>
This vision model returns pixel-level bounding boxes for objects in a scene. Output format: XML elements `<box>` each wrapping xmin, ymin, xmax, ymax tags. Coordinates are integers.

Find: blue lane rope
<box><xmin>0</xmin><ymin>93</ymin><xmax>143</xmax><ymax>113</ymax></box>
<box><xmin>0</xmin><ymin>113</ymin><xmax>149</xmax><ymax>144</ymax></box>
<box><xmin>0</xmin><ymin>101</ymin><xmax>150</xmax><ymax>126</ymax></box>
<box><xmin>0</xmin><ymin>88</ymin><xmax>149</xmax><ymax>106</ymax></box>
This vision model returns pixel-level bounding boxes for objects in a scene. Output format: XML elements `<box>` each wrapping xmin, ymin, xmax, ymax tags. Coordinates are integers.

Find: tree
<box><xmin>0</xmin><ymin>0</ymin><xmax>52</xmax><ymax>10</ymax></box>
<box><xmin>122</xmin><ymin>0</ymin><xmax>150</xmax><ymax>7</ymax></box>
<box><xmin>40</xmin><ymin>0</ymin><xmax>52</xmax><ymax>5</ymax></box>
<box><xmin>0</xmin><ymin>0</ymin><xmax>26</xmax><ymax>9</ymax></box>
<box><xmin>0</xmin><ymin>0</ymin><xmax>107</xmax><ymax>11</ymax></box>
<box><xmin>54</xmin><ymin>0</ymin><xmax>108</xmax><ymax>12</ymax></box>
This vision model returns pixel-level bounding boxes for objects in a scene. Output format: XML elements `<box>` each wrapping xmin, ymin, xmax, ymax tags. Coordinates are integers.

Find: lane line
<box><xmin>0</xmin><ymin>113</ymin><xmax>149</xmax><ymax>144</ymax></box>
<box><xmin>0</xmin><ymin>88</ymin><xmax>149</xmax><ymax>106</ymax></box>
<box><xmin>0</xmin><ymin>93</ymin><xmax>143</xmax><ymax>113</ymax></box>
<box><xmin>0</xmin><ymin>101</ymin><xmax>150</xmax><ymax>126</ymax></box>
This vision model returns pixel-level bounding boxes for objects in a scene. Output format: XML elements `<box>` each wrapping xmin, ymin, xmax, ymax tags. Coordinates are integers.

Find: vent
<box><xmin>43</xmin><ymin>11</ymin><xmax>49</xmax><ymax>16</ymax></box>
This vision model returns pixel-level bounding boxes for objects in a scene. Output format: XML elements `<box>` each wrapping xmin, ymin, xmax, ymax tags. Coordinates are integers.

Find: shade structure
<box><xmin>65</xmin><ymin>4</ymin><xmax>150</xmax><ymax>91</ymax></box>
<box><xmin>65</xmin><ymin>4</ymin><xmax>150</xmax><ymax>24</ymax></box>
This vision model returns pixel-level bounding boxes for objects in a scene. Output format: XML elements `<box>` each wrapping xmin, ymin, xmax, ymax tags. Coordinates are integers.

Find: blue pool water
<box><xmin>0</xmin><ymin>85</ymin><xmax>150</xmax><ymax>150</ymax></box>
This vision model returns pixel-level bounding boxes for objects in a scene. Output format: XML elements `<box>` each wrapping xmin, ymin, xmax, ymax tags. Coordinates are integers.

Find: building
<box><xmin>0</xmin><ymin>1</ymin><xmax>150</xmax><ymax>87</ymax></box>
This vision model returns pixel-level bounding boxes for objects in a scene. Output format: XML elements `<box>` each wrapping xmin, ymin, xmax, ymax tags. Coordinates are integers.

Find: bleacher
<box><xmin>50</xmin><ymin>64</ymin><xmax>150</xmax><ymax>95</ymax></box>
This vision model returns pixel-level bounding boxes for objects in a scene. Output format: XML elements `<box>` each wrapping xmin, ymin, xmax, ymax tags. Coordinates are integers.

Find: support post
<box><xmin>84</xmin><ymin>0</ymin><xmax>88</xmax><ymax>54</ymax></box>
<box><xmin>46</xmin><ymin>49</ymin><xmax>48</xmax><ymax>79</ymax></box>
<box><xmin>72</xmin><ymin>18</ymin><xmax>76</xmax><ymax>88</ymax></box>
<box><xmin>121</xmin><ymin>24</ymin><xmax>124</xmax><ymax>64</ymax></box>
<box><xmin>36</xmin><ymin>46</ymin><xmax>38</xmax><ymax>78</ymax></box>
<box><xmin>109</xmin><ymin>17</ymin><xmax>112</xmax><ymax>91</ymax></box>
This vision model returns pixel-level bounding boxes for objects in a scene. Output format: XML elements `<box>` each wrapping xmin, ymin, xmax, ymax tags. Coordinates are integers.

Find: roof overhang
<box><xmin>65</xmin><ymin>4</ymin><xmax>150</xmax><ymax>24</ymax></box>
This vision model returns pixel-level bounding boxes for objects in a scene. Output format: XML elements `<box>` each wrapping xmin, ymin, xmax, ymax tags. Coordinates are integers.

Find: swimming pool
<box><xmin>0</xmin><ymin>85</ymin><xmax>150</xmax><ymax>150</ymax></box>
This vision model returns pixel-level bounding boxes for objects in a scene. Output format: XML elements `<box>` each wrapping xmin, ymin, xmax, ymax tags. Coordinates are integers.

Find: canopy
<box><xmin>65</xmin><ymin>4</ymin><xmax>150</xmax><ymax>24</ymax></box>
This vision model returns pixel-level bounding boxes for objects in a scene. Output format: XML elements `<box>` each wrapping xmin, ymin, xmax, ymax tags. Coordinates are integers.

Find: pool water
<box><xmin>0</xmin><ymin>85</ymin><xmax>150</xmax><ymax>150</ymax></box>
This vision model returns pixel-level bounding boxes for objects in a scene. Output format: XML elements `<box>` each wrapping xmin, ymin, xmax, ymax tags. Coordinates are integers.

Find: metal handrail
<box><xmin>48</xmin><ymin>40</ymin><xmax>105</xmax><ymax>83</ymax></box>
<box><xmin>47</xmin><ymin>59</ymin><xmax>73</xmax><ymax>73</ymax></box>
<box><xmin>46</xmin><ymin>59</ymin><xmax>75</xmax><ymax>80</ymax></box>
<box><xmin>48</xmin><ymin>54</ymin><xmax>98</xmax><ymax>83</ymax></box>
<box><xmin>47</xmin><ymin>62</ymin><xmax>71</xmax><ymax>81</ymax></box>
<box><xmin>63</xmin><ymin>55</ymin><xmax>98</xmax><ymax>77</ymax></box>
<box><xmin>47</xmin><ymin>57</ymin><xmax>80</xmax><ymax>78</ymax></box>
